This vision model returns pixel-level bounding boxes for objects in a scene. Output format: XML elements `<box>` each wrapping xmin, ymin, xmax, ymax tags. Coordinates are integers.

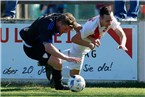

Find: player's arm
<box><xmin>114</xmin><ymin>26</ymin><xmax>128</xmax><ymax>51</ymax></box>
<box><xmin>71</xmin><ymin>31</ymin><xmax>95</xmax><ymax>50</ymax></box>
<box><xmin>87</xmin><ymin>36</ymin><xmax>101</xmax><ymax>47</ymax></box>
<box><xmin>44</xmin><ymin>43</ymin><xmax>81</xmax><ymax>62</ymax></box>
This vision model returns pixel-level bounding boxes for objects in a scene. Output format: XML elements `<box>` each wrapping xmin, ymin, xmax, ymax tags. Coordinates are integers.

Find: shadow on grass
<box><xmin>1</xmin><ymin>88</ymin><xmax>21</xmax><ymax>92</ymax></box>
<box><xmin>1</xmin><ymin>87</ymin><xmax>41</xmax><ymax>92</ymax></box>
<box><xmin>86</xmin><ymin>81</ymin><xmax>145</xmax><ymax>88</ymax></box>
<box><xmin>1</xmin><ymin>81</ymin><xmax>145</xmax><ymax>88</ymax></box>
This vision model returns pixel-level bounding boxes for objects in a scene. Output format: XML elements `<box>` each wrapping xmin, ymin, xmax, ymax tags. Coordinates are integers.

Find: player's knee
<box><xmin>52</xmin><ymin>63</ymin><xmax>62</xmax><ymax>70</ymax></box>
<box><xmin>70</xmin><ymin>70</ymin><xmax>80</xmax><ymax>76</ymax></box>
<box><xmin>47</xmin><ymin>57</ymin><xmax>62</xmax><ymax>70</ymax></box>
<box><xmin>56</xmin><ymin>59</ymin><xmax>62</xmax><ymax>69</ymax></box>
<box><xmin>62</xmin><ymin>67</ymin><xmax>80</xmax><ymax>78</ymax></box>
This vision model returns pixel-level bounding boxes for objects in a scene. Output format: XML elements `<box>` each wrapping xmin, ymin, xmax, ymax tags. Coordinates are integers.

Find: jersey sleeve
<box><xmin>110</xmin><ymin>16</ymin><xmax>121</xmax><ymax>30</ymax></box>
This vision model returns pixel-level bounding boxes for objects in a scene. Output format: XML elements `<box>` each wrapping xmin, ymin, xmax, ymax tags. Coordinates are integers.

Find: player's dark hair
<box><xmin>57</xmin><ymin>13</ymin><xmax>75</xmax><ymax>28</ymax></box>
<box><xmin>100</xmin><ymin>6</ymin><xmax>111</xmax><ymax>17</ymax></box>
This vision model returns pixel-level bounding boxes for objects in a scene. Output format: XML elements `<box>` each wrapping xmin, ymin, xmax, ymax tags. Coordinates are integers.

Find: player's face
<box><xmin>101</xmin><ymin>14</ymin><xmax>113</xmax><ymax>28</ymax></box>
<box><xmin>57</xmin><ymin>21</ymin><xmax>73</xmax><ymax>35</ymax></box>
<box><xmin>59</xmin><ymin>25</ymin><xmax>72</xmax><ymax>35</ymax></box>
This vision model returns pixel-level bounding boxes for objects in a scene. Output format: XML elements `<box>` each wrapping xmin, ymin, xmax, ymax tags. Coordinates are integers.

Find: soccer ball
<box><xmin>68</xmin><ymin>75</ymin><xmax>86</xmax><ymax>92</ymax></box>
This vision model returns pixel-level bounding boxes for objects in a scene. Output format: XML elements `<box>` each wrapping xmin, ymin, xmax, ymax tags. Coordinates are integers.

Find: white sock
<box><xmin>62</xmin><ymin>66</ymin><xmax>71</xmax><ymax>79</ymax></box>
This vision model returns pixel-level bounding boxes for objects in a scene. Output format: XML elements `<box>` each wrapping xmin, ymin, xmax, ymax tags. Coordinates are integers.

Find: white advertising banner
<box><xmin>1</xmin><ymin>23</ymin><xmax>137</xmax><ymax>80</ymax></box>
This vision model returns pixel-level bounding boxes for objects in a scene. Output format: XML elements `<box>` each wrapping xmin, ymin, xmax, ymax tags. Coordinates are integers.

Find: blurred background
<box><xmin>1</xmin><ymin>1</ymin><xmax>145</xmax><ymax>20</ymax></box>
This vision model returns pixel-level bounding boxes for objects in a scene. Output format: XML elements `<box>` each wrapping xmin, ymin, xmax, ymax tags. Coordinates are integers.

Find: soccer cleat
<box><xmin>55</xmin><ymin>84</ymin><xmax>70</xmax><ymax>90</ymax></box>
<box><xmin>62</xmin><ymin>85</ymin><xmax>70</xmax><ymax>90</ymax></box>
<box><xmin>51</xmin><ymin>68</ymin><xmax>69</xmax><ymax>90</ymax></box>
<box><xmin>50</xmin><ymin>76</ymin><xmax>69</xmax><ymax>90</ymax></box>
<box><xmin>50</xmin><ymin>78</ymin><xmax>69</xmax><ymax>90</ymax></box>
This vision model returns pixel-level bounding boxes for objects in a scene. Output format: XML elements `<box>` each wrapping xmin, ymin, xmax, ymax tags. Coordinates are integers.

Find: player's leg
<box><xmin>61</xmin><ymin>49</ymin><xmax>84</xmax><ymax>78</ymax></box>
<box><xmin>70</xmin><ymin>55</ymin><xmax>84</xmax><ymax>77</ymax></box>
<box><xmin>20</xmin><ymin>28</ymin><xmax>56</xmax><ymax>84</ymax></box>
<box><xmin>23</xmin><ymin>43</ymin><xmax>53</xmax><ymax>81</ymax></box>
<box><xmin>47</xmin><ymin>55</ymin><xmax>69</xmax><ymax>90</ymax></box>
<box><xmin>47</xmin><ymin>48</ymin><xmax>83</xmax><ymax>90</ymax></box>
<box><xmin>62</xmin><ymin>66</ymin><xmax>80</xmax><ymax>78</ymax></box>
<box><xmin>47</xmin><ymin>55</ymin><xmax>62</xmax><ymax>70</ymax></box>
<box><xmin>70</xmin><ymin>69</ymin><xmax>80</xmax><ymax>76</ymax></box>
<box><xmin>62</xmin><ymin>65</ymin><xmax>82</xmax><ymax>78</ymax></box>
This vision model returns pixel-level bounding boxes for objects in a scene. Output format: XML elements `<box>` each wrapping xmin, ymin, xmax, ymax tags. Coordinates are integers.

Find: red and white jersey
<box><xmin>72</xmin><ymin>15</ymin><xmax>121</xmax><ymax>55</ymax></box>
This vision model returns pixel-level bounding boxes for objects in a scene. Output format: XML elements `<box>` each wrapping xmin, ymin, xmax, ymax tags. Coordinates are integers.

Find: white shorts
<box><xmin>62</xmin><ymin>48</ymin><xmax>85</xmax><ymax>70</ymax></box>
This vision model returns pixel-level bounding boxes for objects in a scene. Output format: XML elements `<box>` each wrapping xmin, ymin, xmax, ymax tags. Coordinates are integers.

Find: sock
<box><xmin>62</xmin><ymin>66</ymin><xmax>71</xmax><ymax>79</ymax></box>
<box><xmin>52</xmin><ymin>68</ymin><xmax>63</xmax><ymax>90</ymax></box>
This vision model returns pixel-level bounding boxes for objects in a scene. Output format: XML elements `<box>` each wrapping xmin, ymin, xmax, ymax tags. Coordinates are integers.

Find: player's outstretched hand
<box><xmin>94</xmin><ymin>39</ymin><xmax>101</xmax><ymax>47</ymax></box>
<box><xmin>117</xmin><ymin>45</ymin><xmax>128</xmax><ymax>51</ymax></box>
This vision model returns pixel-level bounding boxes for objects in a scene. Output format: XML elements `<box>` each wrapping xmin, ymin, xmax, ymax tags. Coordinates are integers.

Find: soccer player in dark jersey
<box><xmin>19</xmin><ymin>13</ymin><xmax>82</xmax><ymax>90</ymax></box>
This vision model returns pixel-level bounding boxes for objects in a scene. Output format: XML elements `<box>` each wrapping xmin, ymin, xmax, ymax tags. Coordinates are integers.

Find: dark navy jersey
<box><xmin>20</xmin><ymin>13</ymin><xmax>60</xmax><ymax>46</ymax></box>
